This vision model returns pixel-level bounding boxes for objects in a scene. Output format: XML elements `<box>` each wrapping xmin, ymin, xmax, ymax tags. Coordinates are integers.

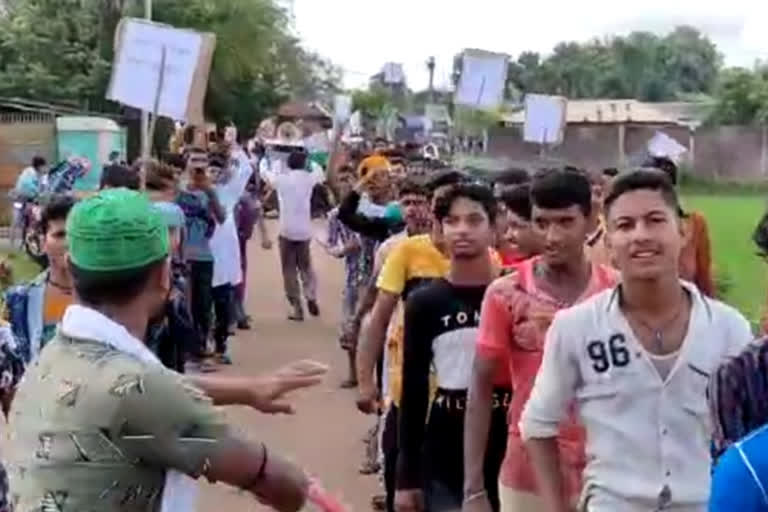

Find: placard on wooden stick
<box><xmin>107</xmin><ymin>18</ymin><xmax>216</xmax><ymax>125</ymax></box>
<box><xmin>523</xmin><ymin>94</ymin><xmax>567</xmax><ymax>147</ymax></box>
<box><xmin>455</xmin><ymin>50</ymin><xmax>509</xmax><ymax>110</ymax></box>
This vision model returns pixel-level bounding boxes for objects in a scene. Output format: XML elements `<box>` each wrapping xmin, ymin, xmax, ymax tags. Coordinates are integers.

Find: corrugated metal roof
<box><xmin>502</xmin><ymin>99</ymin><xmax>694</xmax><ymax>125</ymax></box>
<box><xmin>0</xmin><ymin>96</ymin><xmax>123</xmax><ymax>120</ymax></box>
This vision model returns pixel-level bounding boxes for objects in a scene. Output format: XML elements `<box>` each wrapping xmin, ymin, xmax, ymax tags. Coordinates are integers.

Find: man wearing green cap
<box><xmin>6</xmin><ymin>188</ymin><xmax>313</xmax><ymax>512</ymax></box>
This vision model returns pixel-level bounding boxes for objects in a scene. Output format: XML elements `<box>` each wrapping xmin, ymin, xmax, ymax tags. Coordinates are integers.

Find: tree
<box><xmin>506</xmin><ymin>51</ymin><xmax>541</xmax><ymax>99</ymax></box>
<box><xmin>135</xmin><ymin>0</ymin><xmax>341</xmax><ymax>130</ymax></box>
<box><xmin>710</xmin><ymin>67</ymin><xmax>768</xmax><ymax>125</ymax></box>
<box><xmin>0</xmin><ymin>0</ymin><xmax>341</xmax><ymax>132</ymax></box>
<box><xmin>661</xmin><ymin>26</ymin><xmax>721</xmax><ymax>95</ymax></box>
<box><xmin>351</xmin><ymin>86</ymin><xmax>394</xmax><ymax>120</ymax></box>
<box><xmin>453</xmin><ymin>105</ymin><xmax>502</xmax><ymax>135</ymax></box>
<box><xmin>0</xmin><ymin>0</ymin><xmax>112</xmax><ymax>108</ymax></box>
<box><xmin>452</xmin><ymin>26</ymin><xmax>722</xmax><ymax>103</ymax></box>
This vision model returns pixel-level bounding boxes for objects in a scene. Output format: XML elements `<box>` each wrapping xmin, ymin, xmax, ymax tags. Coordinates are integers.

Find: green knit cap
<box><xmin>67</xmin><ymin>188</ymin><xmax>169</xmax><ymax>271</ymax></box>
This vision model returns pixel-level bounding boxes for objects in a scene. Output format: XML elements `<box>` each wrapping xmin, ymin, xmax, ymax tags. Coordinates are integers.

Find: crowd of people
<box><xmin>317</xmin><ymin>141</ymin><xmax>768</xmax><ymax>512</ymax></box>
<box><xmin>0</xmin><ymin>126</ymin><xmax>768</xmax><ymax>512</ymax></box>
<box><xmin>0</xmin><ymin>138</ymin><xmax>334</xmax><ymax>512</ymax></box>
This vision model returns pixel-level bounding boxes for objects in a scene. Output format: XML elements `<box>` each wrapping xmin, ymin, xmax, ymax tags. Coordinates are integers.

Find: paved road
<box><xmin>198</xmin><ymin>220</ymin><xmax>379</xmax><ymax>511</ymax></box>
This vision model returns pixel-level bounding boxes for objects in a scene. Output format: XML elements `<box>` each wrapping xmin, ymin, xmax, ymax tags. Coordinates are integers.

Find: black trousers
<box><xmin>382</xmin><ymin>405</ymin><xmax>399</xmax><ymax>512</ymax></box>
<box><xmin>189</xmin><ymin>261</ymin><xmax>232</xmax><ymax>355</ymax></box>
<box><xmin>189</xmin><ymin>260</ymin><xmax>214</xmax><ymax>357</ymax></box>
<box><xmin>212</xmin><ymin>284</ymin><xmax>233</xmax><ymax>354</ymax></box>
<box><xmin>423</xmin><ymin>388</ymin><xmax>510</xmax><ymax>512</ymax></box>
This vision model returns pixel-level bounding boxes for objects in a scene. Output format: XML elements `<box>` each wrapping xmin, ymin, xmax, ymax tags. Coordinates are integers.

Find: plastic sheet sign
<box><xmin>523</xmin><ymin>94</ymin><xmax>567</xmax><ymax>145</ymax></box>
<box><xmin>455</xmin><ymin>50</ymin><xmax>509</xmax><ymax>110</ymax></box>
<box><xmin>107</xmin><ymin>18</ymin><xmax>216</xmax><ymax>124</ymax></box>
<box><xmin>647</xmin><ymin>131</ymin><xmax>688</xmax><ymax>164</ymax></box>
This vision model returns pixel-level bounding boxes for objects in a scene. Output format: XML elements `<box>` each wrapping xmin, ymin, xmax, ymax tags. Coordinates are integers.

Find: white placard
<box><xmin>334</xmin><ymin>94</ymin><xmax>352</xmax><ymax>123</ymax></box>
<box><xmin>346</xmin><ymin>111</ymin><xmax>362</xmax><ymax>136</ymax></box>
<box><xmin>647</xmin><ymin>131</ymin><xmax>688</xmax><ymax>164</ymax></box>
<box><xmin>454</xmin><ymin>50</ymin><xmax>509</xmax><ymax>110</ymax></box>
<box><xmin>523</xmin><ymin>94</ymin><xmax>567</xmax><ymax>144</ymax></box>
<box><xmin>107</xmin><ymin>18</ymin><xmax>214</xmax><ymax>123</ymax></box>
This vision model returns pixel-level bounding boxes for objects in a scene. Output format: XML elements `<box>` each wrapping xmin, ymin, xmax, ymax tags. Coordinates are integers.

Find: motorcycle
<box><xmin>11</xmin><ymin>199</ymin><xmax>43</xmax><ymax>265</ymax></box>
<box><xmin>14</xmin><ymin>158</ymin><xmax>90</xmax><ymax>267</ymax></box>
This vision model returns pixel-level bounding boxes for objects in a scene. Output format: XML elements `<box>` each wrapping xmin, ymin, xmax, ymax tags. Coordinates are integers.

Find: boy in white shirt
<box><xmin>261</xmin><ymin>149</ymin><xmax>324</xmax><ymax>321</ymax></box>
<box><xmin>520</xmin><ymin>169</ymin><xmax>752</xmax><ymax>512</ymax></box>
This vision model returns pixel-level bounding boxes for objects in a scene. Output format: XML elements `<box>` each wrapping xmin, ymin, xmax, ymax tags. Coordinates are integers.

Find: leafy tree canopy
<box><xmin>0</xmin><ymin>0</ymin><xmax>342</xmax><ymax>133</ymax></box>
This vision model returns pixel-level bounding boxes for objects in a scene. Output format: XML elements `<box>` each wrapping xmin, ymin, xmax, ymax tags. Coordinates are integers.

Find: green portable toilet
<box><xmin>55</xmin><ymin>116</ymin><xmax>126</xmax><ymax>191</ymax></box>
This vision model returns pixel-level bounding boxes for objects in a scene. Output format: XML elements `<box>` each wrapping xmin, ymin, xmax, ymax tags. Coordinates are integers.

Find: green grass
<box><xmin>682</xmin><ymin>192</ymin><xmax>767</xmax><ymax>323</ymax></box>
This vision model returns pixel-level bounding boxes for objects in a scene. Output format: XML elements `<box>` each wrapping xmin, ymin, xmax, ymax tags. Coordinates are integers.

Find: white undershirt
<box><xmin>646</xmin><ymin>349</ymin><xmax>680</xmax><ymax>381</ymax></box>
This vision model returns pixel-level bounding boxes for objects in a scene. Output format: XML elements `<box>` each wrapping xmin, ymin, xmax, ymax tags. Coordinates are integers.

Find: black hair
<box><xmin>70</xmin><ymin>257</ymin><xmax>167</xmax><ymax>307</ymax></box>
<box><xmin>162</xmin><ymin>153</ymin><xmax>186</xmax><ymax>169</ymax></box>
<box><xmin>754</xmin><ymin>211</ymin><xmax>768</xmax><ymax>259</ymax></box>
<box><xmin>40</xmin><ymin>195</ymin><xmax>76</xmax><ymax>235</ymax></box>
<box><xmin>287</xmin><ymin>150</ymin><xmax>308</xmax><ymax>170</ymax></box>
<box><xmin>208</xmin><ymin>154</ymin><xmax>228</xmax><ymax>170</ymax></box>
<box><xmin>643</xmin><ymin>157</ymin><xmax>678</xmax><ymax>185</ymax></box>
<box><xmin>146</xmin><ymin>162</ymin><xmax>179</xmax><ymax>191</ymax></box>
<box><xmin>427</xmin><ymin>169</ymin><xmax>469</xmax><ymax>192</ymax></box>
<box><xmin>398</xmin><ymin>178</ymin><xmax>429</xmax><ymax>199</ymax></box>
<box><xmin>381</xmin><ymin>148</ymin><xmax>406</xmax><ymax>160</ymax></box>
<box><xmin>531</xmin><ymin>167</ymin><xmax>592</xmax><ymax>217</ymax></box>
<box><xmin>564</xmin><ymin>165</ymin><xmax>586</xmax><ymax>174</ymax></box>
<box><xmin>494</xmin><ymin>168</ymin><xmax>531</xmax><ymax>187</ymax></box>
<box><xmin>32</xmin><ymin>156</ymin><xmax>47</xmax><ymax>169</ymax></box>
<box><xmin>603</xmin><ymin>169</ymin><xmax>681</xmax><ymax>216</ymax></box>
<box><xmin>500</xmin><ymin>184</ymin><xmax>532</xmax><ymax>221</ymax></box>
<box><xmin>249</xmin><ymin>142</ymin><xmax>265</xmax><ymax>159</ymax></box>
<box><xmin>100</xmin><ymin>164</ymin><xmax>140</xmax><ymax>191</ymax></box>
<box><xmin>183</xmin><ymin>125</ymin><xmax>197</xmax><ymax>145</ymax></box>
<box><xmin>433</xmin><ymin>183</ymin><xmax>498</xmax><ymax>225</ymax></box>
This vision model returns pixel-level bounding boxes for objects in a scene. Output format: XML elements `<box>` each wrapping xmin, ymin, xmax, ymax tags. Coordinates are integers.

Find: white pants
<box><xmin>583</xmin><ymin>493</ymin><xmax>706</xmax><ymax>512</ymax></box>
<box><xmin>499</xmin><ymin>484</ymin><xmax>707</xmax><ymax>512</ymax></box>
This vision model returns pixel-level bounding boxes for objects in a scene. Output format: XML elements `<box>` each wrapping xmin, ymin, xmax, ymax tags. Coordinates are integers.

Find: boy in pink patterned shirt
<box><xmin>463</xmin><ymin>168</ymin><xmax>618</xmax><ymax>512</ymax></box>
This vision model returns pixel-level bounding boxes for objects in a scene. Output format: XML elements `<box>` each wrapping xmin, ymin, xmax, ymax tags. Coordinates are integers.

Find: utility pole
<box><xmin>426</xmin><ymin>56</ymin><xmax>436</xmax><ymax>103</ymax></box>
<box><xmin>140</xmin><ymin>0</ymin><xmax>153</xmax><ymax>161</ymax></box>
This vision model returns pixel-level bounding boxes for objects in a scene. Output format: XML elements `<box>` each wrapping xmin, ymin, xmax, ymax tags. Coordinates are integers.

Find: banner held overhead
<box><xmin>455</xmin><ymin>49</ymin><xmax>509</xmax><ymax>110</ymax></box>
<box><xmin>523</xmin><ymin>94</ymin><xmax>567</xmax><ymax>145</ymax></box>
<box><xmin>107</xmin><ymin>18</ymin><xmax>216</xmax><ymax>125</ymax></box>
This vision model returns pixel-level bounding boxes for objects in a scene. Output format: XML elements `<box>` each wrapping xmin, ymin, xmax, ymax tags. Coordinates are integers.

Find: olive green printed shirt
<box><xmin>6</xmin><ymin>334</ymin><xmax>229</xmax><ymax>512</ymax></box>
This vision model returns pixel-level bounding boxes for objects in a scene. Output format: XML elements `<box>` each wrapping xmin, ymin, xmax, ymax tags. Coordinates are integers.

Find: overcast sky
<box><xmin>291</xmin><ymin>0</ymin><xmax>768</xmax><ymax>90</ymax></box>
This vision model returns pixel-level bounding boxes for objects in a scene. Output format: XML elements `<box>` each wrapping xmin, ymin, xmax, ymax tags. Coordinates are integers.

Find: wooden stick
<box><xmin>142</xmin><ymin>44</ymin><xmax>167</xmax><ymax>190</ymax></box>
